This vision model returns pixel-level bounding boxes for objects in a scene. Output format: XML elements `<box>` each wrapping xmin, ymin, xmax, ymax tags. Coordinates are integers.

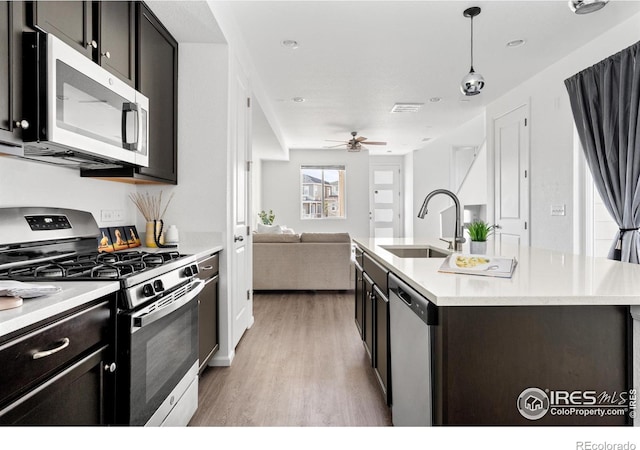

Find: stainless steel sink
<box><xmin>380</xmin><ymin>245</ymin><xmax>449</xmax><ymax>258</ymax></box>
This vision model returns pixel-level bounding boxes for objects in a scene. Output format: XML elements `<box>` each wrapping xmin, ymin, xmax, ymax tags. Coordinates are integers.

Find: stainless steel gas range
<box><xmin>0</xmin><ymin>207</ymin><xmax>202</xmax><ymax>426</ymax></box>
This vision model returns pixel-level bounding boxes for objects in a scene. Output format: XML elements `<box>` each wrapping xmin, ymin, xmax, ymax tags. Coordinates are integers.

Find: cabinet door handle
<box><xmin>234</xmin><ymin>235</ymin><xmax>244</xmax><ymax>242</ymax></box>
<box><xmin>13</xmin><ymin>119</ymin><xmax>29</xmax><ymax>129</ymax></box>
<box><xmin>101</xmin><ymin>51</ymin><xmax>111</xmax><ymax>59</ymax></box>
<box><xmin>86</xmin><ymin>40</ymin><xmax>97</xmax><ymax>49</ymax></box>
<box><xmin>32</xmin><ymin>337</ymin><xmax>70</xmax><ymax>360</ymax></box>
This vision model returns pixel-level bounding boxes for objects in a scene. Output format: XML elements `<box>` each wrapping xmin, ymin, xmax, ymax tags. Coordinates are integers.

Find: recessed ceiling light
<box><xmin>506</xmin><ymin>39</ymin><xmax>526</xmax><ymax>48</ymax></box>
<box><xmin>429</xmin><ymin>97</ymin><xmax>442</xmax><ymax>103</ymax></box>
<box><xmin>281</xmin><ymin>39</ymin><xmax>299</xmax><ymax>49</ymax></box>
<box><xmin>292</xmin><ymin>97</ymin><xmax>305</xmax><ymax>103</ymax></box>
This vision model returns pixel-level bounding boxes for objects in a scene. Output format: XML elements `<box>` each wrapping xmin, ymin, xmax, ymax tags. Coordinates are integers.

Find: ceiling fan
<box><xmin>325</xmin><ymin>131</ymin><xmax>387</xmax><ymax>152</ymax></box>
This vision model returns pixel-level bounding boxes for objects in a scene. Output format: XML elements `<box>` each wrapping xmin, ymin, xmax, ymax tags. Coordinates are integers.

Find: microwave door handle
<box><xmin>135</xmin><ymin>103</ymin><xmax>142</xmax><ymax>152</ymax></box>
<box><xmin>121</xmin><ymin>102</ymin><xmax>138</xmax><ymax>151</ymax></box>
<box><xmin>133</xmin><ymin>280</ymin><xmax>204</xmax><ymax>329</ymax></box>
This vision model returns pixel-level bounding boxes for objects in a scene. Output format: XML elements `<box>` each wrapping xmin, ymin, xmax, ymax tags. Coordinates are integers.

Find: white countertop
<box><xmin>354</xmin><ymin>237</ymin><xmax>640</xmax><ymax>306</ymax></box>
<box><xmin>0</xmin><ymin>281</ymin><xmax>120</xmax><ymax>337</ymax></box>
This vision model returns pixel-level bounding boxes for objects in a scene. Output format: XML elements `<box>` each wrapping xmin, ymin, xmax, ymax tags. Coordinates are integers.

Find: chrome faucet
<box><xmin>417</xmin><ymin>189</ymin><xmax>466</xmax><ymax>252</ymax></box>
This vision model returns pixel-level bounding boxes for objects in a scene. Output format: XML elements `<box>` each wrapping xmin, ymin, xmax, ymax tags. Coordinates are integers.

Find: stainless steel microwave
<box><xmin>7</xmin><ymin>32</ymin><xmax>149</xmax><ymax>170</ymax></box>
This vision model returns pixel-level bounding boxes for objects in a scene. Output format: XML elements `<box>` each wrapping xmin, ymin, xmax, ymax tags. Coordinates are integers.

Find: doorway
<box><xmin>493</xmin><ymin>104</ymin><xmax>530</xmax><ymax>246</ymax></box>
<box><xmin>369</xmin><ymin>163</ymin><xmax>402</xmax><ymax>238</ymax></box>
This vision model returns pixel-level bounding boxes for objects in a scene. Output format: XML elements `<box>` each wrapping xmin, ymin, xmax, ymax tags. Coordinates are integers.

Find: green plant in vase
<box><xmin>258</xmin><ymin>209</ymin><xmax>275</xmax><ymax>225</ymax></box>
<box><xmin>467</xmin><ymin>221</ymin><xmax>494</xmax><ymax>254</ymax></box>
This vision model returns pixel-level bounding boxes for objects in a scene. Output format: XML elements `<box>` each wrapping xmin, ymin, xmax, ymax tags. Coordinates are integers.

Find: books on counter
<box><xmin>438</xmin><ymin>254</ymin><xmax>518</xmax><ymax>278</ymax></box>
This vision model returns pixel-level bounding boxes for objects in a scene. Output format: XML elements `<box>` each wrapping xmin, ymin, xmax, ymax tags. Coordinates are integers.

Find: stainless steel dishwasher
<box><xmin>389</xmin><ymin>273</ymin><xmax>437</xmax><ymax>426</ymax></box>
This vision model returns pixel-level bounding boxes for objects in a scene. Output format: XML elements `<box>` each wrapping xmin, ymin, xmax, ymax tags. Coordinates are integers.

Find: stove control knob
<box><xmin>183</xmin><ymin>266</ymin><xmax>193</xmax><ymax>277</ymax></box>
<box><xmin>142</xmin><ymin>283</ymin><xmax>155</xmax><ymax>297</ymax></box>
<box><xmin>154</xmin><ymin>280</ymin><xmax>165</xmax><ymax>292</ymax></box>
<box><xmin>191</xmin><ymin>264</ymin><xmax>199</xmax><ymax>275</ymax></box>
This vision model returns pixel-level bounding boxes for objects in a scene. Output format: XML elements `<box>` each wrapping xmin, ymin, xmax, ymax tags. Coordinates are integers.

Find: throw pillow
<box><xmin>257</xmin><ymin>223</ymin><xmax>283</xmax><ymax>234</ymax></box>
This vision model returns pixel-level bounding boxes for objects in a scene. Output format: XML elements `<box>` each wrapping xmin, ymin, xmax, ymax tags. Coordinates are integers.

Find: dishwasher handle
<box><xmin>389</xmin><ymin>273</ymin><xmax>438</xmax><ymax>326</ymax></box>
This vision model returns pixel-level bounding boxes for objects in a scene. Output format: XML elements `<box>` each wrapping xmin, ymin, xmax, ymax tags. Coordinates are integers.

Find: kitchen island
<box><xmin>353</xmin><ymin>237</ymin><xmax>640</xmax><ymax>426</ymax></box>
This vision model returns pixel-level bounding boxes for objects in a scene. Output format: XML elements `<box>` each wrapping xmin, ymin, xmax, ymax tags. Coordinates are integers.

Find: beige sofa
<box><xmin>252</xmin><ymin>232</ymin><xmax>353</xmax><ymax>291</ymax></box>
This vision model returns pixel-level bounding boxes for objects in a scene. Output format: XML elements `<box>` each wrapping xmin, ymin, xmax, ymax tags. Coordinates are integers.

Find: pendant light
<box><xmin>568</xmin><ymin>0</ymin><xmax>609</xmax><ymax>14</ymax></box>
<box><xmin>460</xmin><ymin>6</ymin><xmax>485</xmax><ymax>96</ymax></box>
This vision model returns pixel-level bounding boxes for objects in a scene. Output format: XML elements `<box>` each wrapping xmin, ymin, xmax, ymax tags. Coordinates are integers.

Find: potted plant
<box><xmin>258</xmin><ymin>209</ymin><xmax>275</xmax><ymax>225</ymax></box>
<box><xmin>467</xmin><ymin>220</ymin><xmax>495</xmax><ymax>254</ymax></box>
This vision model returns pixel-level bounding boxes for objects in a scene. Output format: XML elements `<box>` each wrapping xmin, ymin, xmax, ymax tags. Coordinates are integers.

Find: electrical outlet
<box><xmin>551</xmin><ymin>205</ymin><xmax>566</xmax><ymax>216</ymax></box>
<box><xmin>101</xmin><ymin>209</ymin><xmax>124</xmax><ymax>223</ymax></box>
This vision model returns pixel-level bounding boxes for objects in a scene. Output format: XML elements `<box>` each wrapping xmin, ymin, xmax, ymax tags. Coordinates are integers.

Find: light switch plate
<box><xmin>551</xmin><ymin>205</ymin><xmax>566</xmax><ymax>216</ymax></box>
<box><xmin>101</xmin><ymin>209</ymin><xmax>124</xmax><ymax>222</ymax></box>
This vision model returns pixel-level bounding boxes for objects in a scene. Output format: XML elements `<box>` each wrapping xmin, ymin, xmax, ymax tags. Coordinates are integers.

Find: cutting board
<box><xmin>0</xmin><ymin>296</ymin><xmax>23</xmax><ymax>311</ymax></box>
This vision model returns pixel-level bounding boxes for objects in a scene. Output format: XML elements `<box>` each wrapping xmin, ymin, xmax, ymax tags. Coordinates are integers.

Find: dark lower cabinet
<box><xmin>0</xmin><ymin>345</ymin><xmax>113</xmax><ymax>425</ymax></box>
<box><xmin>373</xmin><ymin>284</ymin><xmax>390</xmax><ymax>405</ymax></box>
<box><xmin>197</xmin><ymin>253</ymin><xmax>220</xmax><ymax>374</ymax></box>
<box><xmin>363</xmin><ymin>273</ymin><xmax>375</xmax><ymax>363</ymax></box>
<box><xmin>0</xmin><ymin>295</ymin><xmax>116</xmax><ymax>426</ymax></box>
<box><xmin>354</xmin><ymin>262</ymin><xmax>364</xmax><ymax>338</ymax></box>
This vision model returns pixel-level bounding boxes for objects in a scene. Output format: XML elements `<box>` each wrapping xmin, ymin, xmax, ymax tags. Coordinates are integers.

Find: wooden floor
<box><xmin>188</xmin><ymin>291</ymin><xmax>392</xmax><ymax>426</ymax></box>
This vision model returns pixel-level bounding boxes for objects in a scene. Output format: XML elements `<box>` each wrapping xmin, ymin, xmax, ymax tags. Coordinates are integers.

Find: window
<box><xmin>300</xmin><ymin>165</ymin><xmax>346</xmax><ymax>219</ymax></box>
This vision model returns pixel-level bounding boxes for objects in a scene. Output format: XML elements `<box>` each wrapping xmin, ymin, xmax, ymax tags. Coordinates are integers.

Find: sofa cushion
<box><xmin>253</xmin><ymin>233</ymin><xmax>301</xmax><ymax>243</ymax></box>
<box><xmin>300</xmin><ymin>232</ymin><xmax>351</xmax><ymax>243</ymax></box>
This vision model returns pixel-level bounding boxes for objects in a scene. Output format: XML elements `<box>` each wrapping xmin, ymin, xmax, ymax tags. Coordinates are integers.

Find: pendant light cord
<box><xmin>470</xmin><ymin>15</ymin><xmax>474</xmax><ymax>71</ymax></box>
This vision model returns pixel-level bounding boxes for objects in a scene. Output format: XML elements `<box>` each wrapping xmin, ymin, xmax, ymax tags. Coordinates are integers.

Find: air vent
<box><xmin>390</xmin><ymin>103</ymin><xmax>424</xmax><ymax>113</ymax></box>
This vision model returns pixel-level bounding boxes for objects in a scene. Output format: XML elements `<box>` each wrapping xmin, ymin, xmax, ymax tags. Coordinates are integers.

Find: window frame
<box><xmin>300</xmin><ymin>165</ymin><xmax>347</xmax><ymax>220</ymax></box>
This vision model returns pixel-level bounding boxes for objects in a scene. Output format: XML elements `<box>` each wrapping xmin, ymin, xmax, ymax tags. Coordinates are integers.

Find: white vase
<box><xmin>470</xmin><ymin>240</ymin><xmax>487</xmax><ymax>255</ymax></box>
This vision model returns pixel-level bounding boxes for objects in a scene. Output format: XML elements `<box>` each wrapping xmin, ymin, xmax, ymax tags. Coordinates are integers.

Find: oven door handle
<box><xmin>133</xmin><ymin>279</ymin><xmax>204</xmax><ymax>329</ymax></box>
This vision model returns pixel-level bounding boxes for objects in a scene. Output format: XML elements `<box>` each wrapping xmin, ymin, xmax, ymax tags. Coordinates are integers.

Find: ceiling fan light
<box><xmin>568</xmin><ymin>0</ymin><xmax>609</xmax><ymax>14</ymax></box>
<box><xmin>460</xmin><ymin>69</ymin><xmax>485</xmax><ymax>96</ymax></box>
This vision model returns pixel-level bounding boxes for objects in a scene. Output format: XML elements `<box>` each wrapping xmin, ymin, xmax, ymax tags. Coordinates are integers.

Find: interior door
<box><xmin>370</xmin><ymin>164</ymin><xmax>401</xmax><ymax>238</ymax></box>
<box><xmin>230</xmin><ymin>60</ymin><xmax>252</xmax><ymax>350</ymax></box>
<box><xmin>493</xmin><ymin>104</ymin><xmax>530</xmax><ymax>246</ymax></box>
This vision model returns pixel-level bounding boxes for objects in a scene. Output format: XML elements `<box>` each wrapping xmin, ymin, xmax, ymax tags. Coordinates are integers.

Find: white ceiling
<box><xmin>148</xmin><ymin>0</ymin><xmax>640</xmax><ymax>158</ymax></box>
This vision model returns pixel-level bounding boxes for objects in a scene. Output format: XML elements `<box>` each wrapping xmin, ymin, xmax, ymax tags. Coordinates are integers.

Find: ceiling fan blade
<box><xmin>363</xmin><ymin>141</ymin><xmax>387</xmax><ymax>145</ymax></box>
<box><xmin>355</xmin><ymin>136</ymin><xmax>368</xmax><ymax>142</ymax></box>
<box><xmin>324</xmin><ymin>143</ymin><xmax>347</xmax><ymax>148</ymax></box>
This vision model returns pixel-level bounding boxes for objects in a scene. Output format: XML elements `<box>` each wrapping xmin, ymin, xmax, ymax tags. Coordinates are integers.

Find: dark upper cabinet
<box><xmin>97</xmin><ymin>1</ymin><xmax>135</xmax><ymax>86</ymax></box>
<box><xmin>28</xmin><ymin>1</ymin><xmax>135</xmax><ymax>86</ymax></box>
<box><xmin>136</xmin><ymin>2</ymin><xmax>178</xmax><ymax>183</ymax></box>
<box><xmin>0</xmin><ymin>1</ymin><xmax>25</xmax><ymax>146</ymax></box>
<box><xmin>80</xmin><ymin>2</ymin><xmax>178</xmax><ymax>184</ymax></box>
<box><xmin>27</xmin><ymin>1</ymin><xmax>94</xmax><ymax>58</ymax></box>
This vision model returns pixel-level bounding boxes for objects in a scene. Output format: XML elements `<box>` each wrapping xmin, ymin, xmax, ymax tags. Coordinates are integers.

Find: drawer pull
<box><xmin>202</xmin><ymin>265</ymin><xmax>214</xmax><ymax>270</ymax></box>
<box><xmin>32</xmin><ymin>337</ymin><xmax>70</xmax><ymax>360</ymax></box>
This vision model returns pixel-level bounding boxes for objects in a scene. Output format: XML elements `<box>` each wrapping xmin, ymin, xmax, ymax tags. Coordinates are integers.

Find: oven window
<box><xmin>127</xmin><ymin>298</ymin><xmax>198</xmax><ymax>426</ymax></box>
<box><xmin>145</xmin><ymin>310</ymin><xmax>192</xmax><ymax>403</ymax></box>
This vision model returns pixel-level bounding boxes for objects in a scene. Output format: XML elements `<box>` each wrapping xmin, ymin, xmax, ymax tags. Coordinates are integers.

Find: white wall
<box><xmin>261</xmin><ymin>148</ymin><xmax>369</xmax><ymax>238</ymax></box>
<box><xmin>411</xmin><ymin>114</ymin><xmax>486</xmax><ymax>239</ymax></box>
<box><xmin>0</xmin><ymin>154</ymin><xmax>137</xmax><ymax>227</ymax></box>
<box><xmin>486</xmin><ymin>11</ymin><xmax>640</xmax><ymax>253</ymax></box>
<box><xmin>139</xmin><ymin>44</ymin><xmax>229</xmax><ymax>236</ymax></box>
